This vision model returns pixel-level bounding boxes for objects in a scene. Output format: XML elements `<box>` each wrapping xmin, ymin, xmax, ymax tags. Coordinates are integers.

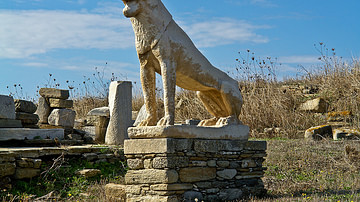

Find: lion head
<box><xmin>122</xmin><ymin>0</ymin><xmax>173</xmax><ymax>54</ymax></box>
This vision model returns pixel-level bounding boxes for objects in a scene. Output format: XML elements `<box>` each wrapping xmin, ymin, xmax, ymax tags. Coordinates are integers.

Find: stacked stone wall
<box><xmin>0</xmin><ymin>146</ymin><xmax>124</xmax><ymax>189</ymax></box>
<box><xmin>124</xmin><ymin>138</ymin><xmax>267</xmax><ymax>201</ymax></box>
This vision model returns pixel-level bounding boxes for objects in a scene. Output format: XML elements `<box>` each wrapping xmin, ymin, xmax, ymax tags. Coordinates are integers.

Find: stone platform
<box><xmin>0</xmin><ymin>128</ymin><xmax>64</xmax><ymax>141</ymax></box>
<box><xmin>128</xmin><ymin>125</ymin><xmax>249</xmax><ymax>140</ymax></box>
<box><xmin>120</xmin><ymin>125</ymin><xmax>267</xmax><ymax>202</ymax></box>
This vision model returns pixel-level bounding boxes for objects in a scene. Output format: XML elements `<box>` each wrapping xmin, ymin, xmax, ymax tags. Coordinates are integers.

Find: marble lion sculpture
<box><xmin>122</xmin><ymin>0</ymin><xmax>243</xmax><ymax>127</ymax></box>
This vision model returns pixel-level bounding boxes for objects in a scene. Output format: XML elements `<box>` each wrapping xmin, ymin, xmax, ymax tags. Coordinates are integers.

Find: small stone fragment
<box><xmin>76</xmin><ymin>169</ymin><xmax>101</xmax><ymax>178</ymax></box>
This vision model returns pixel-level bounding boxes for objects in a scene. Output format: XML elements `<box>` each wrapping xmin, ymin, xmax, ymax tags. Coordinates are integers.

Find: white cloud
<box><xmin>0</xmin><ymin>9</ymin><xmax>133</xmax><ymax>59</ymax></box>
<box><xmin>181</xmin><ymin>18</ymin><xmax>270</xmax><ymax>48</ymax></box>
<box><xmin>22</xmin><ymin>62</ymin><xmax>48</xmax><ymax>67</ymax></box>
<box><xmin>280</xmin><ymin>56</ymin><xmax>321</xmax><ymax>64</ymax></box>
<box><xmin>0</xmin><ymin>7</ymin><xmax>270</xmax><ymax>59</ymax></box>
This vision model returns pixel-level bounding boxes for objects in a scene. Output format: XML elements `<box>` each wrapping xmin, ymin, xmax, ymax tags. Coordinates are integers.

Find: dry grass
<box><xmin>73</xmin><ymin>97</ymin><xmax>108</xmax><ymax>119</ymax></box>
<box><xmin>250</xmin><ymin>138</ymin><xmax>360</xmax><ymax>201</ymax></box>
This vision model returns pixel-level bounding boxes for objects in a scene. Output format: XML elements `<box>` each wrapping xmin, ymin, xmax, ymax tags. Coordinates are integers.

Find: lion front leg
<box><xmin>138</xmin><ymin>55</ymin><xmax>158</xmax><ymax>127</ymax></box>
<box><xmin>157</xmin><ymin>59</ymin><xmax>176</xmax><ymax>126</ymax></box>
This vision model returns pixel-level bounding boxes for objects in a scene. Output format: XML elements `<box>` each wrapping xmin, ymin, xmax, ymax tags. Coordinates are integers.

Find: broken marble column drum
<box><xmin>105</xmin><ymin>81</ymin><xmax>132</xmax><ymax>145</ymax></box>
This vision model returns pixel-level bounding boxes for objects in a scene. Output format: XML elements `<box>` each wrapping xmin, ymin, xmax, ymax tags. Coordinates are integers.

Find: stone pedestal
<box><xmin>123</xmin><ymin>125</ymin><xmax>267</xmax><ymax>202</ymax></box>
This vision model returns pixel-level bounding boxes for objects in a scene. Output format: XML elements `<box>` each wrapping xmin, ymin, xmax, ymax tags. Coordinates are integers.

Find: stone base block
<box><xmin>0</xmin><ymin>128</ymin><xmax>64</xmax><ymax>141</ymax></box>
<box><xmin>128</xmin><ymin>124</ymin><xmax>249</xmax><ymax>140</ymax></box>
<box><xmin>0</xmin><ymin>119</ymin><xmax>22</xmax><ymax>128</ymax></box>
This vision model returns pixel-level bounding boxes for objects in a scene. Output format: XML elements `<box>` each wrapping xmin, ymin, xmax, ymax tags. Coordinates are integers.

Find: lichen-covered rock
<box><xmin>14</xmin><ymin>99</ymin><xmax>37</xmax><ymax>113</ymax></box>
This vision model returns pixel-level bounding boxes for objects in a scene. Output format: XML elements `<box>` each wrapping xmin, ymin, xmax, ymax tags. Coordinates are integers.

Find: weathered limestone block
<box><xmin>127</xmin><ymin>159</ymin><xmax>144</xmax><ymax>170</ymax></box>
<box><xmin>179</xmin><ymin>168</ymin><xmax>216</xmax><ymax>182</ymax></box>
<box><xmin>87</xmin><ymin>107</ymin><xmax>110</xmax><ymax>117</ymax></box>
<box><xmin>124</xmin><ymin>138</ymin><xmax>190</xmax><ymax>154</ymax></box>
<box><xmin>17</xmin><ymin>158</ymin><xmax>42</xmax><ymax>168</ymax></box>
<box><xmin>125</xmin><ymin>169</ymin><xmax>178</xmax><ymax>184</ymax></box>
<box><xmin>0</xmin><ymin>119</ymin><xmax>22</xmax><ymax>128</ymax></box>
<box><xmin>305</xmin><ymin>125</ymin><xmax>332</xmax><ymax>140</ymax></box>
<box><xmin>76</xmin><ymin>169</ymin><xmax>101</xmax><ymax>178</ymax></box>
<box><xmin>299</xmin><ymin>98</ymin><xmax>328</xmax><ymax>113</ymax></box>
<box><xmin>49</xmin><ymin>98</ymin><xmax>73</xmax><ymax>108</ymax></box>
<box><xmin>0</xmin><ymin>163</ymin><xmax>16</xmax><ymax>177</ymax></box>
<box><xmin>39</xmin><ymin>88</ymin><xmax>69</xmax><ymax>99</ymax></box>
<box><xmin>14</xmin><ymin>168</ymin><xmax>40</xmax><ymax>179</ymax></box>
<box><xmin>48</xmin><ymin>109</ymin><xmax>76</xmax><ymax>127</ymax></box>
<box><xmin>14</xmin><ymin>99</ymin><xmax>37</xmax><ymax>113</ymax></box>
<box><xmin>152</xmin><ymin>156</ymin><xmax>189</xmax><ymax>168</ymax></box>
<box><xmin>105</xmin><ymin>183</ymin><xmax>126</xmax><ymax>202</ymax></box>
<box><xmin>16</xmin><ymin>112</ymin><xmax>39</xmax><ymax>124</ymax></box>
<box><xmin>0</xmin><ymin>95</ymin><xmax>15</xmax><ymax>119</ymax></box>
<box><xmin>35</xmin><ymin>97</ymin><xmax>51</xmax><ymax>124</ymax></box>
<box><xmin>105</xmin><ymin>81</ymin><xmax>132</xmax><ymax>145</ymax></box>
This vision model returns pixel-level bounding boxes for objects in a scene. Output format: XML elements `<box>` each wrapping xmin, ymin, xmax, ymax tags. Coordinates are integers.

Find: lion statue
<box><xmin>122</xmin><ymin>0</ymin><xmax>243</xmax><ymax>127</ymax></box>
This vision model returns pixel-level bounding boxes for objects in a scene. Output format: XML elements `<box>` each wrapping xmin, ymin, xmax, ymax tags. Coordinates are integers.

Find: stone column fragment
<box><xmin>35</xmin><ymin>97</ymin><xmax>51</xmax><ymax>124</ymax></box>
<box><xmin>105</xmin><ymin>81</ymin><xmax>132</xmax><ymax>145</ymax></box>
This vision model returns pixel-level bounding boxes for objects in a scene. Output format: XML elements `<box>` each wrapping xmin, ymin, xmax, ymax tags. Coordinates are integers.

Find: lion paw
<box><xmin>137</xmin><ymin>117</ymin><xmax>157</xmax><ymax>127</ymax></box>
<box><xmin>156</xmin><ymin>115</ymin><xmax>174</xmax><ymax>126</ymax></box>
<box><xmin>215</xmin><ymin>116</ymin><xmax>241</xmax><ymax>127</ymax></box>
<box><xmin>197</xmin><ymin>117</ymin><xmax>219</xmax><ymax>127</ymax></box>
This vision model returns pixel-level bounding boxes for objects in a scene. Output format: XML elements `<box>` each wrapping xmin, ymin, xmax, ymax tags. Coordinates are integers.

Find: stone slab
<box><xmin>128</xmin><ymin>124</ymin><xmax>249</xmax><ymax>140</ymax></box>
<box><xmin>0</xmin><ymin>119</ymin><xmax>22</xmax><ymax>128</ymax></box>
<box><xmin>0</xmin><ymin>95</ymin><xmax>16</xmax><ymax>119</ymax></box>
<box><xmin>125</xmin><ymin>169</ymin><xmax>178</xmax><ymax>184</ymax></box>
<box><xmin>49</xmin><ymin>98</ymin><xmax>73</xmax><ymax>108</ymax></box>
<box><xmin>124</xmin><ymin>138</ymin><xmax>192</xmax><ymax>154</ymax></box>
<box><xmin>0</xmin><ymin>128</ymin><xmax>64</xmax><ymax>141</ymax></box>
<box><xmin>39</xmin><ymin>88</ymin><xmax>69</xmax><ymax>99</ymax></box>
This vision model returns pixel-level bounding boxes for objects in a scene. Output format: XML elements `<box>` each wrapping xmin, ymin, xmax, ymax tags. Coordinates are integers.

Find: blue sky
<box><xmin>1</xmin><ymin>0</ymin><xmax>360</xmax><ymax>99</ymax></box>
